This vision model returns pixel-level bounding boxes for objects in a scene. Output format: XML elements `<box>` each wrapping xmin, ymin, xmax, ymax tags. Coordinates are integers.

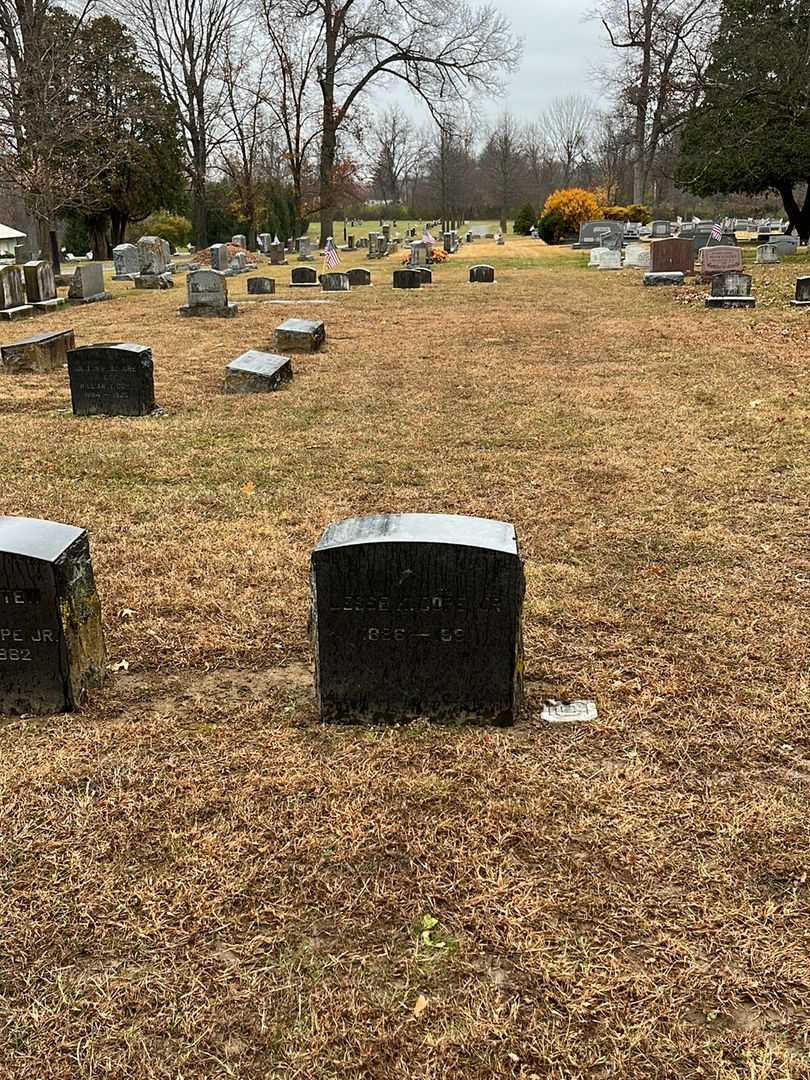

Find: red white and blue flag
<box><xmin>323</xmin><ymin>237</ymin><xmax>341</xmax><ymax>269</ymax></box>
<box><xmin>710</xmin><ymin>221</ymin><xmax>723</xmax><ymax>242</ymax></box>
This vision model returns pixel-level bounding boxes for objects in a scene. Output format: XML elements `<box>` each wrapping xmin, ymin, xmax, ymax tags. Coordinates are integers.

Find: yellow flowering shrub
<box><xmin>542</xmin><ymin>189</ymin><xmax>599</xmax><ymax>232</ymax></box>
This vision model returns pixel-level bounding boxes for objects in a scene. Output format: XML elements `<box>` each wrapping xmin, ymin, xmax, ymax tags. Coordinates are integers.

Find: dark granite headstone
<box><xmin>311</xmin><ymin>513</ymin><xmax>524</xmax><ymax>725</ymax></box>
<box><xmin>320</xmin><ymin>272</ymin><xmax>350</xmax><ymax>292</ymax></box>
<box><xmin>224</xmin><ymin>350</ymin><xmax>292</xmax><ymax>393</ymax></box>
<box><xmin>1</xmin><ymin>328</ymin><xmax>75</xmax><ymax>374</ymax></box>
<box><xmin>650</xmin><ymin>238</ymin><xmax>694</xmax><ymax>276</ymax></box>
<box><xmin>469</xmin><ymin>264</ymin><xmax>495</xmax><ymax>283</ymax></box>
<box><xmin>68</xmin><ymin>343</ymin><xmax>156</xmax><ymax>416</ymax></box>
<box><xmin>346</xmin><ymin>267</ymin><xmax>371</xmax><ymax>286</ymax></box>
<box><xmin>273</xmin><ymin>318</ymin><xmax>325</xmax><ymax>352</ymax></box>
<box><xmin>0</xmin><ymin>516</ymin><xmax>105</xmax><ymax>715</ymax></box>
<box><xmin>643</xmin><ymin>271</ymin><xmax>684</xmax><ymax>287</ymax></box>
<box><xmin>705</xmin><ymin>271</ymin><xmax>755</xmax><ymax>309</ymax></box>
<box><xmin>247</xmin><ymin>276</ymin><xmax>275</xmax><ymax>295</ymax></box>
<box><xmin>413</xmin><ymin>267</ymin><xmax>432</xmax><ymax>284</ymax></box>
<box><xmin>393</xmin><ymin>269</ymin><xmax>422</xmax><ymax>289</ymax></box>
<box><xmin>791</xmin><ymin>276</ymin><xmax>810</xmax><ymax>307</ymax></box>
<box><xmin>291</xmin><ymin>266</ymin><xmax>318</xmax><ymax>287</ymax></box>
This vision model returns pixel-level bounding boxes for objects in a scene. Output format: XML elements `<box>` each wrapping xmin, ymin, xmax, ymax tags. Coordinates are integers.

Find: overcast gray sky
<box><xmin>376</xmin><ymin>0</ymin><xmax>613</xmax><ymax>136</ymax></box>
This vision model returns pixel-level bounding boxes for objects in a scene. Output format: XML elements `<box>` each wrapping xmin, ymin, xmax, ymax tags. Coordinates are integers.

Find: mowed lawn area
<box><xmin>1</xmin><ymin>238</ymin><xmax>808</xmax><ymax>1079</ymax></box>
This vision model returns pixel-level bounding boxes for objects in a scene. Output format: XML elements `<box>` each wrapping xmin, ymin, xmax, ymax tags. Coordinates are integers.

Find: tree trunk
<box><xmin>192</xmin><ymin>170</ymin><xmax>207</xmax><ymax>248</ymax></box>
<box><xmin>88</xmin><ymin>215</ymin><xmax>108</xmax><ymax>261</ymax></box>
<box><xmin>500</xmin><ymin>205</ymin><xmax>507</xmax><ymax>233</ymax></box>
<box><xmin>778</xmin><ymin>180</ymin><xmax>810</xmax><ymax>243</ymax></box>
<box><xmin>49</xmin><ymin>228</ymin><xmax>61</xmax><ymax>276</ymax></box>
<box><xmin>319</xmin><ymin>92</ymin><xmax>337</xmax><ymax>245</ymax></box>
<box><xmin>109</xmin><ymin>210</ymin><xmax>129</xmax><ymax>247</ymax></box>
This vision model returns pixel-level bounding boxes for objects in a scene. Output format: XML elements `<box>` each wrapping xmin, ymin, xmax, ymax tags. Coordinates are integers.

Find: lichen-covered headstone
<box><xmin>67</xmin><ymin>263</ymin><xmax>110</xmax><ymax>304</ymax></box>
<box><xmin>224</xmin><ymin>350</ymin><xmax>292</xmax><ymax>393</ymax></box>
<box><xmin>310</xmin><ymin>513</ymin><xmax>525</xmax><ymax>725</ymax></box>
<box><xmin>705</xmin><ymin>271</ymin><xmax>755</xmax><ymax>309</ymax></box>
<box><xmin>0</xmin><ymin>265</ymin><xmax>32</xmax><ymax>319</ymax></box>
<box><xmin>273</xmin><ymin>318</ymin><xmax>325</xmax><ymax>352</ymax></box>
<box><xmin>1</xmin><ymin>329</ymin><xmax>75</xmax><ymax>374</ymax></box>
<box><xmin>0</xmin><ymin>516</ymin><xmax>105</xmax><ymax>715</ymax></box>
<box><xmin>320</xmin><ymin>272</ymin><xmax>350</xmax><ymax>292</ymax></box>
<box><xmin>23</xmin><ymin>260</ymin><xmax>60</xmax><ymax>309</ymax></box>
<box><xmin>179</xmin><ymin>269</ymin><xmax>237</xmax><ymax>317</ymax></box>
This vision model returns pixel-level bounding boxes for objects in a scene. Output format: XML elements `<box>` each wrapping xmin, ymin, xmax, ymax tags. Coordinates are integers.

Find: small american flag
<box><xmin>423</xmin><ymin>227</ymin><xmax>435</xmax><ymax>244</ymax></box>
<box><xmin>323</xmin><ymin>237</ymin><xmax>340</xmax><ymax>269</ymax></box>
<box><xmin>710</xmin><ymin>221</ymin><xmax>723</xmax><ymax>242</ymax></box>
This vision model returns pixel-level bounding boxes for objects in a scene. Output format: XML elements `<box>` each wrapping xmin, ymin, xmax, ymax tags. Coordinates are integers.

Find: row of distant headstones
<box><xmin>0</xmin><ymin>512</ymin><xmax>525</xmax><ymax>725</ymax></box>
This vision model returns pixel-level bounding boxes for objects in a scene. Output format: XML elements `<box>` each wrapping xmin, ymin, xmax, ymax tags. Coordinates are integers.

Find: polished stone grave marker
<box><xmin>320</xmin><ymin>272</ymin><xmax>350</xmax><ymax>292</ymax></box>
<box><xmin>469</xmin><ymin>264</ymin><xmax>496</xmax><ymax>283</ymax></box>
<box><xmin>290</xmin><ymin>266</ymin><xmax>319</xmax><ymax>288</ymax></box>
<box><xmin>1</xmin><ymin>328</ymin><xmax>75</xmax><ymax>374</ymax></box>
<box><xmin>413</xmin><ymin>267</ymin><xmax>432</xmax><ymax>284</ymax></box>
<box><xmin>310</xmin><ymin>513</ymin><xmax>525</xmax><ymax>725</ymax></box>
<box><xmin>0</xmin><ymin>516</ymin><xmax>105</xmax><ymax>715</ymax></box>
<box><xmin>247</xmin><ymin>276</ymin><xmax>275</xmax><ymax>295</ymax></box>
<box><xmin>224</xmin><ymin>350</ymin><xmax>293</xmax><ymax>393</ymax></box>
<box><xmin>273</xmin><ymin>318</ymin><xmax>325</xmax><ymax>352</ymax></box>
<box><xmin>705</xmin><ymin>271</ymin><xmax>755</xmax><ymax>309</ymax></box>
<box><xmin>346</xmin><ymin>267</ymin><xmax>371</xmax><ymax>286</ymax></box>
<box><xmin>68</xmin><ymin>343</ymin><xmax>156</xmax><ymax>415</ymax></box>
<box><xmin>699</xmin><ymin>245</ymin><xmax>743</xmax><ymax>281</ymax></box>
<box><xmin>393</xmin><ymin>269</ymin><xmax>422</xmax><ymax>289</ymax></box>
<box><xmin>650</xmin><ymin>238</ymin><xmax>694</xmax><ymax>276</ymax></box>
<box><xmin>791</xmin><ymin>276</ymin><xmax>810</xmax><ymax>307</ymax></box>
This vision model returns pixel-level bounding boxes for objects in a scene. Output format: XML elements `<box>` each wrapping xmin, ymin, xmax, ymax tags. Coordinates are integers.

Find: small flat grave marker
<box><xmin>310</xmin><ymin>513</ymin><xmax>525</xmax><ymax>725</ymax></box>
<box><xmin>643</xmin><ymin>271</ymin><xmax>684</xmax><ymax>287</ymax></box>
<box><xmin>541</xmin><ymin>699</ymin><xmax>598</xmax><ymax>724</ymax></box>
<box><xmin>273</xmin><ymin>317</ymin><xmax>325</xmax><ymax>352</ymax></box>
<box><xmin>68</xmin><ymin>343</ymin><xmax>156</xmax><ymax>416</ymax></box>
<box><xmin>224</xmin><ymin>350</ymin><xmax>292</xmax><ymax>393</ymax></box>
<box><xmin>791</xmin><ymin>276</ymin><xmax>810</xmax><ymax>307</ymax></box>
<box><xmin>0</xmin><ymin>516</ymin><xmax>106</xmax><ymax>715</ymax></box>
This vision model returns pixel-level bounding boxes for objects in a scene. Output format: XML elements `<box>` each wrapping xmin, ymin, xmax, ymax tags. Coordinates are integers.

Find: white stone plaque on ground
<box><xmin>541</xmin><ymin>699</ymin><xmax>598</xmax><ymax>724</ymax></box>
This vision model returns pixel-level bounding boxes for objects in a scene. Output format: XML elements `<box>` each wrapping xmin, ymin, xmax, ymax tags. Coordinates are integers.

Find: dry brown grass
<box><xmin>1</xmin><ymin>239</ymin><xmax>809</xmax><ymax>1078</ymax></box>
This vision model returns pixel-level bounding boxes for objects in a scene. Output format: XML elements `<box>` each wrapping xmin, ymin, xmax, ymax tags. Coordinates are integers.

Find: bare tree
<box><xmin>543</xmin><ymin>94</ymin><xmax>592</xmax><ymax>186</ymax></box>
<box><xmin>125</xmin><ymin>0</ymin><xmax>238</xmax><ymax>246</ymax></box>
<box><xmin>480</xmin><ymin>111</ymin><xmax>524</xmax><ymax>231</ymax></box>
<box><xmin>260</xmin><ymin>15</ymin><xmax>322</xmax><ymax>227</ymax></box>
<box><xmin>522</xmin><ymin>121</ymin><xmax>556</xmax><ymax>204</ymax></box>
<box><xmin>596</xmin><ymin>0</ymin><xmax>717</xmax><ymax>202</ymax></box>
<box><xmin>369</xmin><ymin>105</ymin><xmax>424</xmax><ymax>210</ymax></box>
<box><xmin>265</xmin><ymin>0</ymin><xmax>520</xmax><ymax>245</ymax></box>
<box><xmin>592</xmin><ymin>109</ymin><xmax>632</xmax><ymax>203</ymax></box>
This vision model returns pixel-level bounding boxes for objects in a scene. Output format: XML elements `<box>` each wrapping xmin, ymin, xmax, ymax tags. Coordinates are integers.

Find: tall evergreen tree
<box><xmin>676</xmin><ymin>0</ymin><xmax>810</xmax><ymax>239</ymax></box>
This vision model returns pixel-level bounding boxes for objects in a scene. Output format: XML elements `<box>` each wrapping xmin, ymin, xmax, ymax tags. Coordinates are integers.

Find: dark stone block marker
<box><xmin>0</xmin><ymin>516</ymin><xmax>106</xmax><ymax>715</ymax></box>
<box><xmin>224</xmin><ymin>350</ymin><xmax>292</xmax><ymax>393</ymax></box>
<box><xmin>273</xmin><ymin>318</ymin><xmax>325</xmax><ymax>353</ymax></box>
<box><xmin>68</xmin><ymin>343</ymin><xmax>156</xmax><ymax>416</ymax></box>
<box><xmin>310</xmin><ymin>513</ymin><xmax>525</xmax><ymax>725</ymax></box>
<box><xmin>469</xmin><ymin>264</ymin><xmax>495</xmax><ymax>283</ymax></box>
<box><xmin>393</xmin><ymin>269</ymin><xmax>422</xmax><ymax>289</ymax></box>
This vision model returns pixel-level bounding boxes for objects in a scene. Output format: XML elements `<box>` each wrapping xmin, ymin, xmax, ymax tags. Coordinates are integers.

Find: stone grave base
<box><xmin>790</xmin><ymin>300</ymin><xmax>810</xmax><ymax>308</ymax></box>
<box><xmin>134</xmin><ymin>274</ymin><xmax>174</xmax><ymax>290</ymax></box>
<box><xmin>112</xmin><ymin>274</ymin><xmax>137</xmax><ymax>282</ymax></box>
<box><xmin>0</xmin><ymin>305</ymin><xmax>33</xmax><ymax>320</ymax></box>
<box><xmin>1</xmin><ymin>328</ymin><xmax>75</xmax><ymax>373</ymax></box>
<box><xmin>179</xmin><ymin>302</ymin><xmax>238</xmax><ymax>318</ymax></box>
<box><xmin>289</xmin><ymin>283</ymin><xmax>321</xmax><ymax>289</ymax></box>
<box><xmin>705</xmin><ymin>297</ymin><xmax>755</xmax><ymax>309</ymax></box>
<box><xmin>32</xmin><ymin>298</ymin><xmax>67</xmax><ymax>313</ymax></box>
<box><xmin>643</xmin><ymin>272</ymin><xmax>684</xmax><ymax>287</ymax></box>
<box><xmin>68</xmin><ymin>292</ymin><xmax>112</xmax><ymax>305</ymax></box>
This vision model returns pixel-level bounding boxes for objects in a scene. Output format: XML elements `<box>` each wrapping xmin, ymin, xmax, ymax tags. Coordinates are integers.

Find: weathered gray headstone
<box><xmin>113</xmin><ymin>243</ymin><xmax>140</xmax><ymax>280</ymax></box>
<box><xmin>67</xmin><ymin>263</ymin><xmax>111</xmax><ymax>304</ymax></box>
<box><xmin>23</xmin><ymin>260</ymin><xmax>61</xmax><ymax>310</ymax></box>
<box><xmin>650</xmin><ymin>220</ymin><xmax>671</xmax><ymax>238</ymax></box>
<box><xmin>210</xmin><ymin>244</ymin><xmax>229</xmax><ymax>272</ymax></box>
<box><xmin>410</xmin><ymin>242</ymin><xmax>429</xmax><ymax>267</ymax></box>
<box><xmin>179</xmin><ymin>269</ymin><xmax>237</xmax><ymax>317</ymax></box>
<box><xmin>769</xmin><ymin>234</ymin><xmax>800</xmax><ymax>256</ymax></box>
<box><xmin>756</xmin><ymin>244</ymin><xmax>780</xmax><ymax>264</ymax></box>
<box><xmin>273</xmin><ymin>318</ymin><xmax>325</xmax><ymax>352</ymax></box>
<box><xmin>0</xmin><ymin>516</ymin><xmax>106</xmax><ymax>715</ymax></box>
<box><xmin>224</xmin><ymin>350</ymin><xmax>292</xmax><ymax>393</ymax></box>
<box><xmin>310</xmin><ymin>513</ymin><xmax>524</xmax><ymax>725</ymax></box>
<box><xmin>232</xmin><ymin>234</ymin><xmax>247</xmax><ymax>249</ymax></box>
<box><xmin>268</xmin><ymin>242</ymin><xmax>287</xmax><ymax>265</ymax></box>
<box><xmin>0</xmin><ymin>265</ymin><xmax>32</xmax><ymax>319</ymax></box>
<box><xmin>320</xmin><ymin>272</ymin><xmax>350</xmax><ymax>292</ymax></box>
<box><xmin>624</xmin><ymin>243</ymin><xmax>650</xmax><ymax>269</ymax></box>
<box><xmin>137</xmin><ymin>236</ymin><xmax>169</xmax><ymax>275</ymax></box>
<box><xmin>1</xmin><ymin>328</ymin><xmax>75</xmax><ymax>374</ymax></box>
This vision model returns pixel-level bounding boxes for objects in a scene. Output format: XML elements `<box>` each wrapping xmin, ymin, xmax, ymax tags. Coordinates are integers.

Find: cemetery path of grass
<box><xmin>0</xmin><ymin>238</ymin><xmax>809</xmax><ymax>1078</ymax></box>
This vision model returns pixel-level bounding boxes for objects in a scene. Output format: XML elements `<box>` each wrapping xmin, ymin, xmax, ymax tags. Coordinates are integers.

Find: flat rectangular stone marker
<box><xmin>224</xmin><ymin>350</ymin><xmax>292</xmax><ymax>393</ymax></box>
<box><xmin>68</xmin><ymin>343</ymin><xmax>156</xmax><ymax>416</ymax></box>
<box><xmin>273</xmin><ymin>318</ymin><xmax>325</xmax><ymax>352</ymax></box>
<box><xmin>311</xmin><ymin>513</ymin><xmax>525</xmax><ymax>725</ymax></box>
<box><xmin>0</xmin><ymin>516</ymin><xmax>105</xmax><ymax>715</ymax></box>
<box><xmin>541</xmin><ymin>699</ymin><xmax>598</xmax><ymax>724</ymax></box>
<box><xmin>643</xmin><ymin>271</ymin><xmax>684</xmax><ymax>287</ymax></box>
<box><xmin>1</xmin><ymin>328</ymin><xmax>75</xmax><ymax>374</ymax></box>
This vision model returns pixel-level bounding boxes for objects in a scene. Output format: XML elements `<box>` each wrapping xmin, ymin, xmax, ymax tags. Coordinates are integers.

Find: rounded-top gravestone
<box><xmin>310</xmin><ymin>513</ymin><xmax>525</xmax><ymax>725</ymax></box>
<box><xmin>469</xmin><ymin>265</ymin><xmax>495</xmax><ymax>283</ymax></box>
<box><xmin>393</xmin><ymin>269</ymin><xmax>422</xmax><ymax>289</ymax></box>
<box><xmin>0</xmin><ymin>516</ymin><xmax>106</xmax><ymax>715</ymax></box>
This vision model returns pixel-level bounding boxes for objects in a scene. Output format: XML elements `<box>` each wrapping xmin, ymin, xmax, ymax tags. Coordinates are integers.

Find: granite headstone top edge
<box><xmin>314</xmin><ymin>513</ymin><xmax>519</xmax><ymax>556</ymax></box>
<box><xmin>0</xmin><ymin>516</ymin><xmax>85</xmax><ymax>561</ymax></box>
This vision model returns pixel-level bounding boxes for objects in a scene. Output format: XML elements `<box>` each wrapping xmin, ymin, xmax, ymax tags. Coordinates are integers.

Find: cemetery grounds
<box><xmin>1</xmin><ymin>237</ymin><xmax>809</xmax><ymax>1078</ymax></box>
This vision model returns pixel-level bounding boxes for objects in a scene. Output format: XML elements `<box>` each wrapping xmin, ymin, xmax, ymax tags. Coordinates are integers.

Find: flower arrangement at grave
<box><xmin>542</xmin><ymin>188</ymin><xmax>599</xmax><ymax>232</ymax></box>
<box><xmin>401</xmin><ymin>248</ymin><xmax>448</xmax><ymax>265</ymax></box>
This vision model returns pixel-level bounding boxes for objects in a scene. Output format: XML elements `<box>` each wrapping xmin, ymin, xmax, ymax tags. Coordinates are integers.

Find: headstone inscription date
<box><xmin>68</xmin><ymin>343</ymin><xmax>156</xmax><ymax>416</ymax></box>
<box><xmin>310</xmin><ymin>513</ymin><xmax>525</xmax><ymax>725</ymax></box>
<box><xmin>0</xmin><ymin>516</ymin><xmax>106</xmax><ymax>715</ymax></box>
